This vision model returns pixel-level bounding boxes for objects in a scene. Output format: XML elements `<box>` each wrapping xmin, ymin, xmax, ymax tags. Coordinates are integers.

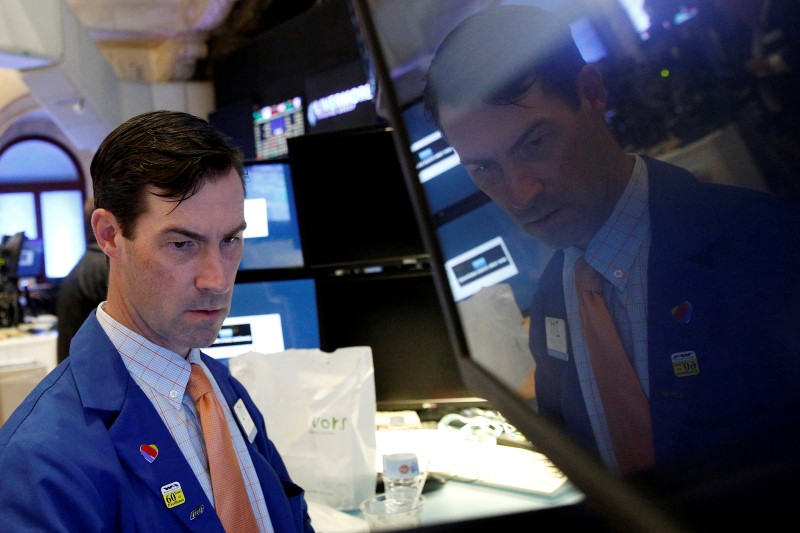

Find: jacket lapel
<box><xmin>646</xmin><ymin>157</ymin><xmax>721</xmax><ymax>458</ymax></box>
<box><xmin>70</xmin><ymin>315</ymin><xmax>224</xmax><ymax>532</ymax></box>
<box><xmin>108</xmin><ymin>385</ymin><xmax>223</xmax><ymax>531</ymax></box>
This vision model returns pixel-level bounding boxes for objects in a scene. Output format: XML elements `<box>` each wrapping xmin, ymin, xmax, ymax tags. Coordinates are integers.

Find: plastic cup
<box><xmin>359</xmin><ymin>493</ymin><xmax>425</xmax><ymax>531</ymax></box>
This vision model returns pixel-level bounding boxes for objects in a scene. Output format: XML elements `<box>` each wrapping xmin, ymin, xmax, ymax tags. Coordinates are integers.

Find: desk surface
<box><xmin>415</xmin><ymin>477</ymin><xmax>582</xmax><ymax>527</ymax></box>
<box><xmin>308</xmin><ymin>427</ymin><xmax>585</xmax><ymax>532</ymax></box>
<box><xmin>316</xmin><ymin>478</ymin><xmax>583</xmax><ymax>532</ymax></box>
<box><xmin>0</xmin><ymin>329</ymin><xmax>57</xmax><ymax>373</ymax></box>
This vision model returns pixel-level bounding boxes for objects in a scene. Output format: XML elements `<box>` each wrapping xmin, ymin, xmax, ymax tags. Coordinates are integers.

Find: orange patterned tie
<box><xmin>187</xmin><ymin>363</ymin><xmax>260</xmax><ymax>532</ymax></box>
<box><xmin>574</xmin><ymin>257</ymin><xmax>654</xmax><ymax>474</ymax></box>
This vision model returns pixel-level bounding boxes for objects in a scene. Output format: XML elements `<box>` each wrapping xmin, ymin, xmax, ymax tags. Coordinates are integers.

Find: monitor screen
<box><xmin>253</xmin><ymin>97</ymin><xmax>306</xmax><ymax>161</ymax></box>
<box><xmin>204</xmin><ymin>277</ymin><xmax>320</xmax><ymax>361</ymax></box>
<box><xmin>315</xmin><ymin>270</ymin><xmax>481</xmax><ymax>410</ymax></box>
<box><xmin>304</xmin><ymin>59</ymin><xmax>379</xmax><ymax>133</ymax></box>
<box><xmin>17</xmin><ymin>237</ymin><xmax>44</xmax><ymax>279</ymax></box>
<box><xmin>239</xmin><ymin>160</ymin><xmax>304</xmax><ymax>270</ymax></box>
<box><xmin>287</xmin><ymin>125</ymin><xmax>426</xmax><ymax>268</ymax></box>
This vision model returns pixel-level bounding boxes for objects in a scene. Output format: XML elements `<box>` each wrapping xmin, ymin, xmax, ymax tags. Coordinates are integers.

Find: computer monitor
<box><xmin>204</xmin><ymin>277</ymin><xmax>320</xmax><ymax>361</ymax></box>
<box><xmin>239</xmin><ymin>160</ymin><xmax>304</xmax><ymax>270</ymax></box>
<box><xmin>303</xmin><ymin>59</ymin><xmax>380</xmax><ymax>133</ymax></box>
<box><xmin>253</xmin><ymin>96</ymin><xmax>306</xmax><ymax>161</ymax></box>
<box><xmin>16</xmin><ymin>237</ymin><xmax>44</xmax><ymax>279</ymax></box>
<box><xmin>287</xmin><ymin>125</ymin><xmax>427</xmax><ymax>268</ymax></box>
<box><xmin>344</xmin><ymin>1</ymin><xmax>800</xmax><ymax>530</ymax></box>
<box><xmin>315</xmin><ymin>269</ymin><xmax>482</xmax><ymax>411</ymax></box>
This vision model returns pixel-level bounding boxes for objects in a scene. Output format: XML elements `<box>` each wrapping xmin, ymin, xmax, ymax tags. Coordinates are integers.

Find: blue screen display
<box><xmin>239</xmin><ymin>160</ymin><xmax>304</xmax><ymax>270</ymax></box>
<box><xmin>205</xmin><ymin>278</ymin><xmax>320</xmax><ymax>361</ymax></box>
<box><xmin>17</xmin><ymin>237</ymin><xmax>44</xmax><ymax>279</ymax></box>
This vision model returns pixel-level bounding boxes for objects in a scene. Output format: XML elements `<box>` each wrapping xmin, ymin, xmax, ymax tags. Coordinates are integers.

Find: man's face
<box><xmin>106</xmin><ymin>169</ymin><xmax>245</xmax><ymax>356</ymax></box>
<box><xmin>438</xmin><ymin>74</ymin><xmax>622</xmax><ymax>250</ymax></box>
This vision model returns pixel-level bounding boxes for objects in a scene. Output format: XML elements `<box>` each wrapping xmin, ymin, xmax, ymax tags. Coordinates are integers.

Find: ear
<box><xmin>577</xmin><ymin>64</ymin><xmax>607</xmax><ymax>118</ymax></box>
<box><xmin>92</xmin><ymin>208</ymin><xmax>122</xmax><ymax>259</ymax></box>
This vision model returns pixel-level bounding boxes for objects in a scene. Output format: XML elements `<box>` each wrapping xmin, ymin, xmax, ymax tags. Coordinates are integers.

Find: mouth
<box><xmin>523</xmin><ymin>207</ymin><xmax>561</xmax><ymax>231</ymax></box>
<box><xmin>188</xmin><ymin>308</ymin><xmax>227</xmax><ymax>320</ymax></box>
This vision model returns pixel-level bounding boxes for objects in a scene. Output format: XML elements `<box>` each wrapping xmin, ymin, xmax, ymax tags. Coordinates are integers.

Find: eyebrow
<box><xmin>458</xmin><ymin>120</ymin><xmax>548</xmax><ymax>168</ymax></box>
<box><xmin>162</xmin><ymin>221</ymin><xmax>247</xmax><ymax>243</ymax></box>
<box><xmin>508</xmin><ymin>121</ymin><xmax>549</xmax><ymax>156</ymax></box>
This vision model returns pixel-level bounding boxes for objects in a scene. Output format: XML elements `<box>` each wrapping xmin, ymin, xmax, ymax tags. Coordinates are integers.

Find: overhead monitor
<box><xmin>253</xmin><ymin>97</ymin><xmax>306</xmax><ymax>161</ymax></box>
<box><xmin>304</xmin><ymin>59</ymin><xmax>379</xmax><ymax>133</ymax></box>
<box><xmin>239</xmin><ymin>160</ymin><xmax>304</xmax><ymax>271</ymax></box>
<box><xmin>287</xmin><ymin>125</ymin><xmax>426</xmax><ymax>268</ymax></box>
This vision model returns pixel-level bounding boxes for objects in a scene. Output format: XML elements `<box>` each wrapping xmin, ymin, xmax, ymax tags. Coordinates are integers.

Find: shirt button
<box><xmin>169</xmin><ymin>389</ymin><xmax>178</xmax><ymax>398</ymax></box>
<box><xmin>614</xmin><ymin>269</ymin><xmax>623</xmax><ymax>278</ymax></box>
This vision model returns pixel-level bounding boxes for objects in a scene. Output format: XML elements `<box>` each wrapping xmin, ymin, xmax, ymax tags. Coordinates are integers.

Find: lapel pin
<box><xmin>140</xmin><ymin>444</ymin><xmax>159</xmax><ymax>463</ymax></box>
<box><xmin>671</xmin><ymin>301</ymin><xmax>692</xmax><ymax>324</ymax></box>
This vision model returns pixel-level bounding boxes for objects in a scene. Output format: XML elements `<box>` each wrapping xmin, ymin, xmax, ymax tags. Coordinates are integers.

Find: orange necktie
<box><xmin>574</xmin><ymin>257</ymin><xmax>654</xmax><ymax>474</ymax></box>
<box><xmin>187</xmin><ymin>363</ymin><xmax>260</xmax><ymax>532</ymax></box>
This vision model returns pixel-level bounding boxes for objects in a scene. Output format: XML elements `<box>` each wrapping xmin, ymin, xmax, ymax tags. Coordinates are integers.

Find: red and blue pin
<box><xmin>140</xmin><ymin>444</ymin><xmax>159</xmax><ymax>463</ymax></box>
<box><xmin>671</xmin><ymin>301</ymin><xmax>692</xmax><ymax>324</ymax></box>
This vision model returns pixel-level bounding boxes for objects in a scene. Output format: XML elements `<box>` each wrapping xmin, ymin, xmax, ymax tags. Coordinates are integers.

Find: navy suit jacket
<box><xmin>529</xmin><ymin>156</ymin><xmax>800</xmax><ymax>468</ymax></box>
<box><xmin>0</xmin><ymin>311</ymin><xmax>314</xmax><ymax>532</ymax></box>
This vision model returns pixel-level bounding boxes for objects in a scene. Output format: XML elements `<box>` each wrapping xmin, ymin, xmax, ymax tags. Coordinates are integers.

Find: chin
<box><xmin>524</xmin><ymin>229</ymin><xmax>568</xmax><ymax>250</ymax></box>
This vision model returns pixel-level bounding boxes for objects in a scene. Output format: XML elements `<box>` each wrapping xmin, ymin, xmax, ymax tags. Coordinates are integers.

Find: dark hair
<box><xmin>90</xmin><ymin>110</ymin><xmax>245</xmax><ymax>238</ymax></box>
<box><xmin>423</xmin><ymin>6</ymin><xmax>586</xmax><ymax>131</ymax></box>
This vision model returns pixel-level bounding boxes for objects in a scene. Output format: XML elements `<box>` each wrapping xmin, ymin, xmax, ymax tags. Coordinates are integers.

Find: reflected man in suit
<box><xmin>423</xmin><ymin>5</ymin><xmax>800</xmax><ymax>476</ymax></box>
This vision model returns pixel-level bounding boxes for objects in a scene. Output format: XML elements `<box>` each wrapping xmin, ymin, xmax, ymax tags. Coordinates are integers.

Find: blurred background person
<box><xmin>55</xmin><ymin>196</ymin><xmax>108</xmax><ymax>363</ymax></box>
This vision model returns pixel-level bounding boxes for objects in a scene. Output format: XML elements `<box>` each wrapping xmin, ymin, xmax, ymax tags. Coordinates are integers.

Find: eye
<box><xmin>222</xmin><ymin>236</ymin><xmax>241</xmax><ymax>246</ymax></box>
<box><xmin>468</xmin><ymin>161</ymin><xmax>501</xmax><ymax>186</ymax></box>
<box><xmin>518</xmin><ymin>134</ymin><xmax>545</xmax><ymax>159</ymax></box>
<box><xmin>170</xmin><ymin>240</ymin><xmax>194</xmax><ymax>250</ymax></box>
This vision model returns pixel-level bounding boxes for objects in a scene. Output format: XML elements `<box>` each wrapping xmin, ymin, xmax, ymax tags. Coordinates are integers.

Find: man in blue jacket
<box><xmin>423</xmin><ymin>5</ymin><xmax>800</xmax><ymax>477</ymax></box>
<box><xmin>0</xmin><ymin>110</ymin><xmax>314</xmax><ymax>532</ymax></box>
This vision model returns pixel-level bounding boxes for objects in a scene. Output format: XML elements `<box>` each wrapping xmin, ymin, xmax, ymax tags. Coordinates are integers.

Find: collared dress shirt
<box><xmin>96</xmin><ymin>303</ymin><xmax>274</xmax><ymax>532</ymax></box>
<box><xmin>561</xmin><ymin>155</ymin><xmax>651</xmax><ymax>473</ymax></box>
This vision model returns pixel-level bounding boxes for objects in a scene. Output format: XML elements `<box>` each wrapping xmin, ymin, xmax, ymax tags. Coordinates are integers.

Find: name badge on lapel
<box><xmin>545</xmin><ymin>317</ymin><xmax>569</xmax><ymax>361</ymax></box>
<box><xmin>233</xmin><ymin>399</ymin><xmax>258</xmax><ymax>443</ymax></box>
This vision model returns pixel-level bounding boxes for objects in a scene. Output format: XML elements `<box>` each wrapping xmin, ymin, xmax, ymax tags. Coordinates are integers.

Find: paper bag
<box><xmin>229</xmin><ymin>347</ymin><xmax>377</xmax><ymax>510</ymax></box>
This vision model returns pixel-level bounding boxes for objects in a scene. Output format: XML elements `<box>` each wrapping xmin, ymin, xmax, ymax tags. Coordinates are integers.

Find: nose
<box><xmin>506</xmin><ymin>164</ymin><xmax>544</xmax><ymax>210</ymax></box>
<box><xmin>196</xmin><ymin>248</ymin><xmax>230</xmax><ymax>295</ymax></box>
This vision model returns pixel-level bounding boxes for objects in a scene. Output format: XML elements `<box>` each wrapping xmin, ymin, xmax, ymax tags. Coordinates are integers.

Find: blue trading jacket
<box><xmin>0</xmin><ymin>311</ymin><xmax>315</xmax><ymax>532</ymax></box>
